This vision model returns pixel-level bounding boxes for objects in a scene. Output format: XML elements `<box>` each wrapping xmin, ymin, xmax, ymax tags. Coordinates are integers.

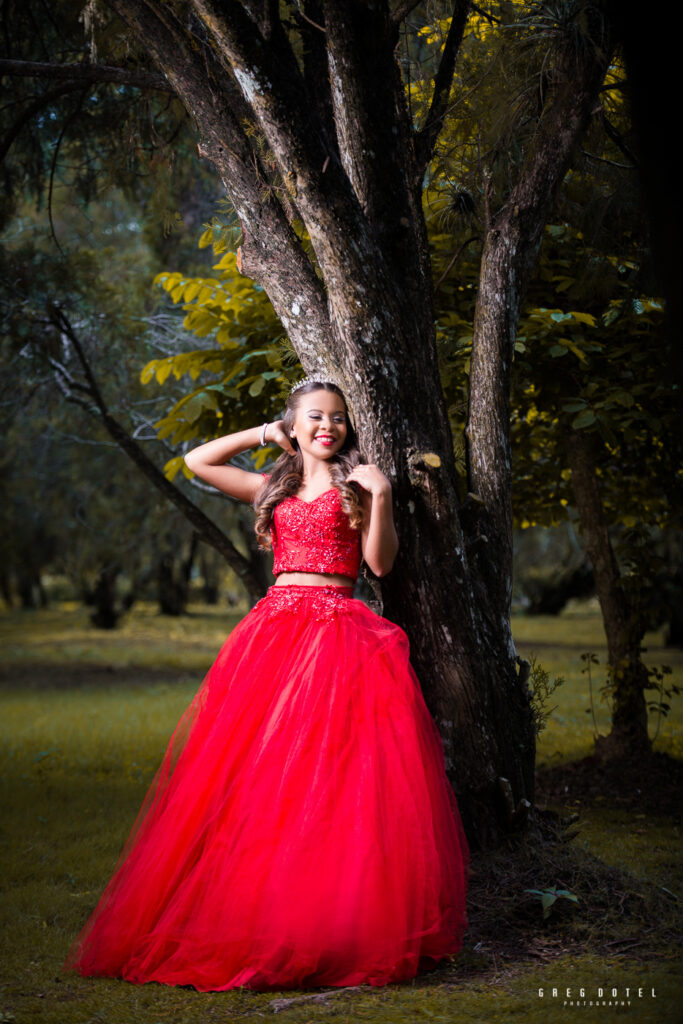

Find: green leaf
<box><xmin>612</xmin><ymin>391</ymin><xmax>635</xmax><ymax>407</ymax></box>
<box><xmin>248</xmin><ymin>376</ymin><xmax>266</xmax><ymax>397</ymax></box>
<box><xmin>184</xmin><ymin>391</ymin><xmax>218</xmax><ymax>423</ymax></box>
<box><xmin>572</xmin><ymin>408</ymin><xmax>596</xmax><ymax>428</ymax></box>
<box><xmin>562</xmin><ymin>401</ymin><xmax>586</xmax><ymax>413</ymax></box>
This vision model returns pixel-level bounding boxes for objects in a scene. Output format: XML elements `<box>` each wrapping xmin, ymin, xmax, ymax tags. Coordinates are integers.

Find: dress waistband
<box><xmin>268</xmin><ymin>583</ymin><xmax>354</xmax><ymax>596</ymax></box>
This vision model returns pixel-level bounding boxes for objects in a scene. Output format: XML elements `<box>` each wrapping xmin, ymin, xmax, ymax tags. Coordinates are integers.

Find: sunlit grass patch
<box><xmin>511</xmin><ymin>602</ymin><xmax>683</xmax><ymax>764</ymax></box>
<box><xmin>0</xmin><ymin>600</ymin><xmax>246</xmax><ymax>673</ymax></box>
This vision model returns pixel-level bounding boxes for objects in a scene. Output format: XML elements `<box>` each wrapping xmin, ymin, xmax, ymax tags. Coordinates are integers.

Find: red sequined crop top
<box><xmin>261</xmin><ymin>475</ymin><xmax>362</xmax><ymax>581</ymax></box>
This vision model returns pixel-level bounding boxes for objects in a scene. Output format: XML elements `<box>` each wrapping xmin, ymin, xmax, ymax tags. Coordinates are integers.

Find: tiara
<box><xmin>289</xmin><ymin>374</ymin><xmax>342</xmax><ymax>395</ymax></box>
<box><xmin>289</xmin><ymin>374</ymin><xmax>357</xmax><ymax>430</ymax></box>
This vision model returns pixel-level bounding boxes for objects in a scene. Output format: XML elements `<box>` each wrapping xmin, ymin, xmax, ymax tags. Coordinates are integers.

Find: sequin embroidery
<box><xmin>270</xmin><ymin>488</ymin><xmax>362</xmax><ymax>581</ymax></box>
<box><xmin>253</xmin><ymin>584</ymin><xmax>356</xmax><ymax>622</ymax></box>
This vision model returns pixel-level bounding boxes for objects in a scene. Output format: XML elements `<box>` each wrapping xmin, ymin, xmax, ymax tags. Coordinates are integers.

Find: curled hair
<box><xmin>253</xmin><ymin>382</ymin><xmax>364</xmax><ymax>548</ymax></box>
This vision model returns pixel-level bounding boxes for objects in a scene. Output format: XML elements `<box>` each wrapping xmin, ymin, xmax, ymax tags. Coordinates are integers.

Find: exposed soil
<box><xmin>0</xmin><ymin>661</ymin><xmax>192</xmax><ymax>691</ymax></box>
<box><xmin>535</xmin><ymin>749</ymin><xmax>682</xmax><ymax>820</ymax></box>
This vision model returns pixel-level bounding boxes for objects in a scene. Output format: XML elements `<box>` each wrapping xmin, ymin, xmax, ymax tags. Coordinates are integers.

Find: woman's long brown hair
<box><xmin>253</xmin><ymin>382</ymin><xmax>364</xmax><ymax>549</ymax></box>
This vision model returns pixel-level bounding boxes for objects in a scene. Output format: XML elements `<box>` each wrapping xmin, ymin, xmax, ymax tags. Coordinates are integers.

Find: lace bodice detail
<box><xmin>261</xmin><ymin>476</ymin><xmax>362</xmax><ymax>581</ymax></box>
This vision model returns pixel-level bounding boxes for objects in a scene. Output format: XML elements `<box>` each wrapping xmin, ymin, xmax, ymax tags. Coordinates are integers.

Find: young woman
<box><xmin>64</xmin><ymin>377</ymin><xmax>470</xmax><ymax>991</ymax></box>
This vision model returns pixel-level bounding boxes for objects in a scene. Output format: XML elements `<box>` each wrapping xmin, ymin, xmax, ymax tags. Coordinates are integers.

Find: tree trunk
<box><xmin>157</xmin><ymin>532</ymin><xmax>199</xmax><ymax>615</ymax></box>
<box><xmin>563</xmin><ymin>426</ymin><xmax>651</xmax><ymax>758</ymax></box>
<box><xmin>198</xmin><ymin>545</ymin><xmax>221</xmax><ymax>605</ymax></box>
<box><xmin>16</xmin><ymin>567</ymin><xmax>41</xmax><ymax>609</ymax></box>
<box><xmin>88</xmin><ymin>563</ymin><xmax>124</xmax><ymax>629</ymax></box>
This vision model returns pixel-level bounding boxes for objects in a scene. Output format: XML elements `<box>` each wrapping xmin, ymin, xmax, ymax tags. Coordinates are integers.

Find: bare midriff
<box><xmin>274</xmin><ymin>571</ymin><xmax>355</xmax><ymax>587</ymax></box>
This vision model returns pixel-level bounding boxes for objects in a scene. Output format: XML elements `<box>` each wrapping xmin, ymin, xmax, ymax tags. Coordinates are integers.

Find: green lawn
<box><xmin>0</xmin><ymin>599</ymin><xmax>680</xmax><ymax>1023</ymax></box>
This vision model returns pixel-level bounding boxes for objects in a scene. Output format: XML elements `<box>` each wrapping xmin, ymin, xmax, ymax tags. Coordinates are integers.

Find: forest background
<box><xmin>0</xmin><ymin>1</ymin><xmax>681</xmax><ymax>1022</ymax></box>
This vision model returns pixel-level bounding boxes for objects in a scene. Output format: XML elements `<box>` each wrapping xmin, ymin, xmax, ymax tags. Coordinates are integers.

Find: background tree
<box><xmin>0</xmin><ymin>182</ymin><xmax>273</xmax><ymax>613</ymax></box>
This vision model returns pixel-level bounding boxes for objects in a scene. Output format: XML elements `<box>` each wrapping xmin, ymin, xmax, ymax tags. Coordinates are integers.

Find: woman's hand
<box><xmin>345</xmin><ymin>463</ymin><xmax>392</xmax><ymax>498</ymax></box>
<box><xmin>266</xmin><ymin>420</ymin><xmax>296</xmax><ymax>456</ymax></box>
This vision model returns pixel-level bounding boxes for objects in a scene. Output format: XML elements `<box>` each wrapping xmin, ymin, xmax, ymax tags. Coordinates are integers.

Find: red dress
<box><xmin>64</xmin><ymin>485</ymin><xmax>470</xmax><ymax>991</ymax></box>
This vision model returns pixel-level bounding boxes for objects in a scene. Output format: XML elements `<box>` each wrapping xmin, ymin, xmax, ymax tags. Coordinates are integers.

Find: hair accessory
<box><xmin>289</xmin><ymin>374</ymin><xmax>342</xmax><ymax>396</ymax></box>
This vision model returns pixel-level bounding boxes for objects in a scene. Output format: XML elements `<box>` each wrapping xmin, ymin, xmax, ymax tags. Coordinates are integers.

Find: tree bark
<box><xmin>563</xmin><ymin>427</ymin><xmax>651</xmax><ymax>758</ymax></box>
<box><xmin>0</xmin><ymin>59</ymin><xmax>172</xmax><ymax>91</ymax></box>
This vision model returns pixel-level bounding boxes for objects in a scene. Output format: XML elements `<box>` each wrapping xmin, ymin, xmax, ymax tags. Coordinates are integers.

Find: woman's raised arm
<box><xmin>184</xmin><ymin>422</ymin><xmax>294</xmax><ymax>502</ymax></box>
<box><xmin>345</xmin><ymin>463</ymin><xmax>399</xmax><ymax>577</ymax></box>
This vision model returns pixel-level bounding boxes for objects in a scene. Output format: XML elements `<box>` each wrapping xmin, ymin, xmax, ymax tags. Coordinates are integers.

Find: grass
<box><xmin>0</xmin><ymin>598</ymin><xmax>681</xmax><ymax>1023</ymax></box>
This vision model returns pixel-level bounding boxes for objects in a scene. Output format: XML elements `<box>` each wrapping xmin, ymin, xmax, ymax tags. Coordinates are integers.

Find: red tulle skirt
<box><xmin>64</xmin><ymin>584</ymin><xmax>470</xmax><ymax>991</ymax></box>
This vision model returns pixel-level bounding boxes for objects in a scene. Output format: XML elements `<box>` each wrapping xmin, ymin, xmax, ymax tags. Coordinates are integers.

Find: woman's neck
<box><xmin>300</xmin><ymin>459</ymin><xmax>334</xmax><ymax>487</ymax></box>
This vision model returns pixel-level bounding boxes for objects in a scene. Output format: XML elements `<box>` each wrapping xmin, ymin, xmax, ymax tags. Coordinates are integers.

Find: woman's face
<box><xmin>290</xmin><ymin>389</ymin><xmax>348</xmax><ymax>460</ymax></box>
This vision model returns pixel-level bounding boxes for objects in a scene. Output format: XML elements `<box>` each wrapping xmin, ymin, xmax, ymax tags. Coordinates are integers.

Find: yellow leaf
<box><xmin>214</xmin><ymin>252</ymin><xmax>238</xmax><ymax>272</ymax></box>
<box><xmin>140</xmin><ymin>361</ymin><xmax>157</xmax><ymax>385</ymax></box>
<box><xmin>558</xmin><ymin>338</ymin><xmax>588</xmax><ymax>363</ymax></box>
<box><xmin>163</xmin><ymin>456</ymin><xmax>184</xmax><ymax>482</ymax></box>
<box><xmin>568</xmin><ymin>311</ymin><xmax>596</xmax><ymax>327</ymax></box>
<box><xmin>155</xmin><ymin>360</ymin><xmax>173</xmax><ymax>385</ymax></box>
<box><xmin>198</xmin><ymin>227</ymin><xmax>213</xmax><ymax>249</ymax></box>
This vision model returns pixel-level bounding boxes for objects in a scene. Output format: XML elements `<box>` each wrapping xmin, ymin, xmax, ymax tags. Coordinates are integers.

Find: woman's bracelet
<box><xmin>260</xmin><ymin>422</ymin><xmax>269</xmax><ymax>446</ymax></box>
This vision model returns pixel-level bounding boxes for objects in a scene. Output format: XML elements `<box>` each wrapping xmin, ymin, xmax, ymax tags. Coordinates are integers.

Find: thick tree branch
<box><xmin>601</xmin><ymin>112</ymin><xmax>639</xmax><ymax>169</ymax></box>
<box><xmin>316</xmin><ymin>0</ymin><xmax>435</xmax><ymax>316</ymax></box>
<box><xmin>49</xmin><ymin>308</ymin><xmax>266</xmax><ymax>601</ymax></box>
<box><xmin>296</xmin><ymin>2</ymin><xmax>339</xmax><ymax>166</ymax></box>
<box><xmin>391</xmin><ymin>0</ymin><xmax>422</xmax><ymax>23</ymax></box>
<box><xmin>248</xmin><ymin>0</ymin><xmax>280</xmax><ymax>38</ymax></box>
<box><xmin>107</xmin><ymin>0</ymin><xmax>330</xmax><ymax>370</ymax></box>
<box><xmin>190</xmin><ymin>0</ymin><xmax>360</xmax><ymax>244</ymax></box>
<box><xmin>0</xmin><ymin>82</ymin><xmax>86</xmax><ymax>163</ymax></box>
<box><xmin>0</xmin><ymin>58</ymin><xmax>173</xmax><ymax>91</ymax></box>
<box><xmin>466</xmin><ymin>6</ymin><xmax>614</xmax><ymax>621</ymax></box>
<box><xmin>414</xmin><ymin>1</ymin><xmax>471</xmax><ymax>181</ymax></box>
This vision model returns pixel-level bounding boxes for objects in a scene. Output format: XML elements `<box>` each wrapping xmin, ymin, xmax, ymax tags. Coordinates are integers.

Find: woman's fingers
<box><xmin>270</xmin><ymin>423</ymin><xmax>296</xmax><ymax>455</ymax></box>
